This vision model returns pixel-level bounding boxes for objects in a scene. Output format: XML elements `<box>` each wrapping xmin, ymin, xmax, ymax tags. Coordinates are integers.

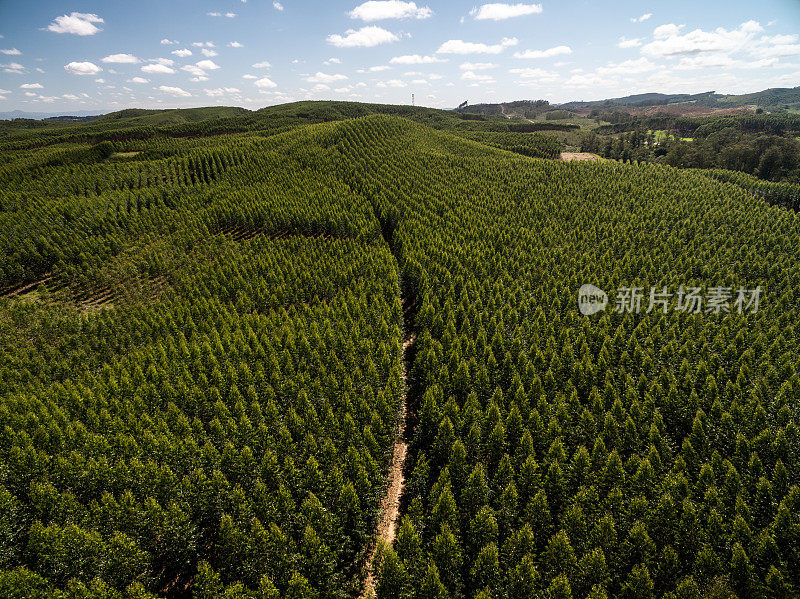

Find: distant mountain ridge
<box><xmin>0</xmin><ymin>109</ymin><xmax>108</xmax><ymax>121</ymax></box>
<box><xmin>2</xmin><ymin>85</ymin><xmax>799</xmax><ymax>124</ymax></box>
<box><xmin>458</xmin><ymin>86</ymin><xmax>800</xmax><ymax>116</ymax></box>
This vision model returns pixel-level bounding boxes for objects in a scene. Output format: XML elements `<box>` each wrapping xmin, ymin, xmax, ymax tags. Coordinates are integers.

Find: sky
<box><xmin>0</xmin><ymin>0</ymin><xmax>799</xmax><ymax>113</ymax></box>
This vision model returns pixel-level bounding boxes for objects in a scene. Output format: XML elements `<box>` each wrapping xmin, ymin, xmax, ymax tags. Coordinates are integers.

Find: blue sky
<box><xmin>0</xmin><ymin>0</ymin><xmax>798</xmax><ymax>112</ymax></box>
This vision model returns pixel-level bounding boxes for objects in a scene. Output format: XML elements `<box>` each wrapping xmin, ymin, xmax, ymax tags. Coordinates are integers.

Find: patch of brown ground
<box><xmin>561</xmin><ymin>152</ymin><xmax>599</xmax><ymax>162</ymax></box>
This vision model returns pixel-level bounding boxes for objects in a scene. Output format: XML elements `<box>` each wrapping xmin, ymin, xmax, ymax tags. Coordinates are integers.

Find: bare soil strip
<box><xmin>560</xmin><ymin>152</ymin><xmax>599</xmax><ymax>162</ymax></box>
<box><xmin>0</xmin><ymin>274</ymin><xmax>53</xmax><ymax>298</ymax></box>
<box><xmin>358</xmin><ymin>333</ymin><xmax>415</xmax><ymax>599</ymax></box>
<box><xmin>219</xmin><ymin>225</ymin><xmax>334</xmax><ymax>242</ymax></box>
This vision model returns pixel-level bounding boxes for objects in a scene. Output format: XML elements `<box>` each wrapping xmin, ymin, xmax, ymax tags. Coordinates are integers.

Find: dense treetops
<box><xmin>1</xmin><ymin>107</ymin><xmax>799</xmax><ymax>598</ymax></box>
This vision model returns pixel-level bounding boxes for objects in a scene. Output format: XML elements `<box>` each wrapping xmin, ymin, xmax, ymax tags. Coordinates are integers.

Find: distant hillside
<box><xmin>95</xmin><ymin>106</ymin><xmax>251</xmax><ymax>125</ymax></box>
<box><xmin>714</xmin><ymin>87</ymin><xmax>800</xmax><ymax>108</ymax></box>
<box><xmin>42</xmin><ymin>115</ymin><xmax>101</xmax><ymax>123</ymax></box>
<box><xmin>0</xmin><ymin>101</ymin><xmax>520</xmax><ymax>150</ymax></box>
<box><xmin>559</xmin><ymin>91</ymin><xmax>721</xmax><ymax>110</ymax></box>
<box><xmin>0</xmin><ymin>109</ymin><xmax>107</xmax><ymax>121</ymax></box>
<box><xmin>461</xmin><ymin>86</ymin><xmax>800</xmax><ymax>119</ymax></box>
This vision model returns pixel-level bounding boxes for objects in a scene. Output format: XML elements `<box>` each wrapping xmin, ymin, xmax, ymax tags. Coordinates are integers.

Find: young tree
<box><xmin>377</xmin><ymin>545</ymin><xmax>409</xmax><ymax>599</ymax></box>
<box><xmin>417</xmin><ymin>564</ymin><xmax>450</xmax><ymax>599</ymax></box>
<box><xmin>621</xmin><ymin>564</ymin><xmax>654</xmax><ymax>599</ymax></box>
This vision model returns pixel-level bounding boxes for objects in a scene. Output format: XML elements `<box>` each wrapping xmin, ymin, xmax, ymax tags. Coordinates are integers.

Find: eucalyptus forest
<box><xmin>0</xmin><ymin>102</ymin><xmax>799</xmax><ymax>599</ymax></box>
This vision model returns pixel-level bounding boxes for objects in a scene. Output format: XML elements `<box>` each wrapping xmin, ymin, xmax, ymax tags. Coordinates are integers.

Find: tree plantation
<box><xmin>0</xmin><ymin>104</ymin><xmax>799</xmax><ymax>599</ymax></box>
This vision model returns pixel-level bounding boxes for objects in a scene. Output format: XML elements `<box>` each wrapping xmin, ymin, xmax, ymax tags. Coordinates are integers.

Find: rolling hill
<box><xmin>0</xmin><ymin>104</ymin><xmax>799</xmax><ymax>599</ymax></box>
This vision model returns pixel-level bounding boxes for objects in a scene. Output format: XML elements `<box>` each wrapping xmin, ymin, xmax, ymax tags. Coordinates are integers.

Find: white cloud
<box><xmin>390</xmin><ymin>54</ymin><xmax>445</xmax><ymax>64</ymax></box>
<box><xmin>242</xmin><ymin>74</ymin><xmax>257</xmax><ymax>79</ymax></box>
<box><xmin>182</xmin><ymin>65</ymin><xmax>207</xmax><ymax>76</ymax></box>
<box><xmin>62</xmin><ymin>93</ymin><xmax>79</xmax><ymax>100</ymax></box>
<box><xmin>228</xmin><ymin>41</ymin><xmax>244</xmax><ymax>48</ymax></box>
<box><xmin>201</xmin><ymin>48</ymin><xmax>218</xmax><ymax>57</ymax></box>
<box><xmin>128</xmin><ymin>77</ymin><xmax>149</xmax><ymax>83</ymax></box>
<box><xmin>597</xmin><ymin>57</ymin><xmax>658</xmax><ymax>75</ymax></box>
<box><xmin>208</xmin><ymin>11</ymin><xmax>237</xmax><ymax>17</ymax></box>
<box><xmin>1</xmin><ymin>48</ymin><xmax>21</xmax><ymax>55</ymax></box>
<box><xmin>94</xmin><ymin>78</ymin><xmax>105</xmax><ymax>83</ymax></box>
<box><xmin>760</xmin><ymin>33</ymin><xmax>797</xmax><ymax>44</ymax></box>
<box><xmin>158</xmin><ymin>85</ymin><xmax>192</xmax><ymax>97</ymax></box>
<box><xmin>254</xmin><ymin>76</ymin><xmax>277</xmax><ymax>88</ymax></box>
<box><xmin>24</xmin><ymin>91</ymin><xmax>37</xmax><ymax>96</ymax></box>
<box><xmin>172</xmin><ymin>49</ymin><xmax>193</xmax><ymax>57</ymax></box>
<box><xmin>205</xmin><ymin>87</ymin><xmax>240</xmax><ymax>96</ymax></box>
<box><xmin>631</xmin><ymin>13</ymin><xmax>652</xmax><ymax>23</ymax></box>
<box><xmin>208</xmin><ymin>12</ymin><xmax>222</xmax><ymax>17</ymax></box>
<box><xmin>177</xmin><ymin>59</ymin><xmax>215</xmax><ymax>80</ymax></box>
<box><xmin>2</xmin><ymin>62</ymin><xmax>25</xmax><ymax>74</ymax></box>
<box><xmin>376</xmin><ymin>79</ymin><xmax>407</xmax><ymax>87</ymax></box>
<box><xmin>324</xmin><ymin>57</ymin><xmax>341</xmax><ymax>65</ymax></box>
<box><xmin>369</xmin><ymin>65</ymin><xmax>391</xmax><ymax>71</ymax></box>
<box><xmin>161</xmin><ymin>38</ymin><xmax>179</xmax><ymax>45</ymax></box>
<box><xmin>196</xmin><ymin>59</ymin><xmax>220</xmax><ymax>70</ymax></box>
<box><xmin>509</xmin><ymin>67</ymin><xmax>557</xmax><ymax>81</ymax></box>
<box><xmin>64</xmin><ymin>61</ymin><xmax>102</xmax><ymax>75</ymax></box>
<box><xmin>327</xmin><ymin>26</ymin><xmax>399</xmax><ymax>48</ymax></box>
<box><xmin>142</xmin><ymin>63</ymin><xmax>176</xmax><ymax>74</ymax></box>
<box><xmin>751</xmin><ymin>34</ymin><xmax>800</xmax><ymax>58</ymax></box>
<box><xmin>349</xmin><ymin>1</ymin><xmax>432</xmax><ymax>21</ymax></box>
<box><xmin>643</xmin><ymin>21</ymin><xmax>763</xmax><ymax>57</ymax></box>
<box><xmin>20</xmin><ymin>83</ymin><xmax>43</xmax><ymax>89</ymax></box>
<box><xmin>225</xmin><ymin>12</ymin><xmax>237</xmax><ymax>17</ymax></box>
<box><xmin>618</xmin><ymin>37</ymin><xmax>642</xmax><ymax>48</ymax></box>
<box><xmin>192</xmin><ymin>42</ymin><xmax>215</xmax><ymax>47</ymax></box>
<box><xmin>461</xmin><ymin>70</ymin><xmax>493</xmax><ymax>81</ymax></box>
<box><xmin>307</xmin><ymin>71</ymin><xmax>348</xmax><ymax>83</ymax></box>
<box><xmin>101</xmin><ymin>53</ymin><xmax>139</xmax><ymax>64</ymax></box>
<box><xmin>273</xmin><ymin>1</ymin><xmax>284</xmax><ymax>10</ymax></box>
<box><xmin>437</xmin><ymin>37</ymin><xmax>518</xmax><ymax>54</ymax></box>
<box><xmin>740</xmin><ymin>57</ymin><xmax>780</xmax><ymax>69</ymax></box>
<box><xmin>47</xmin><ymin>12</ymin><xmax>103</xmax><ymax>36</ymax></box>
<box><xmin>564</xmin><ymin>73</ymin><xmax>610</xmax><ymax>87</ymax></box>
<box><xmin>459</xmin><ymin>62</ymin><xmax>496</xmax><ymax>70</ymax></box>
<box><xmin>469</xmin><ymin>3</ymin><xmax>542</xmax><ymax>21</ymax></box>
<box><xmin>513</xmin><ymin>45</ymin><xmax>571</xmax><ymax>58</ymax></box>
<box><xmin>253</xmin><ymin>61</ymin><xmax>272</xmax><ymax>68</ymax></box>
<box><xmin>673</xmin><ymin>53</ymin><xmax>735</xmax><ymax>70</ymax></box>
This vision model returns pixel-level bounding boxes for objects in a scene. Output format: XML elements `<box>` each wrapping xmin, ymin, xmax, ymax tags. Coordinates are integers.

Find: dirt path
<box><xmin>358</xmin><ymin>333</ymin><xmax>415</xmax><ymax>599</ymax></box>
